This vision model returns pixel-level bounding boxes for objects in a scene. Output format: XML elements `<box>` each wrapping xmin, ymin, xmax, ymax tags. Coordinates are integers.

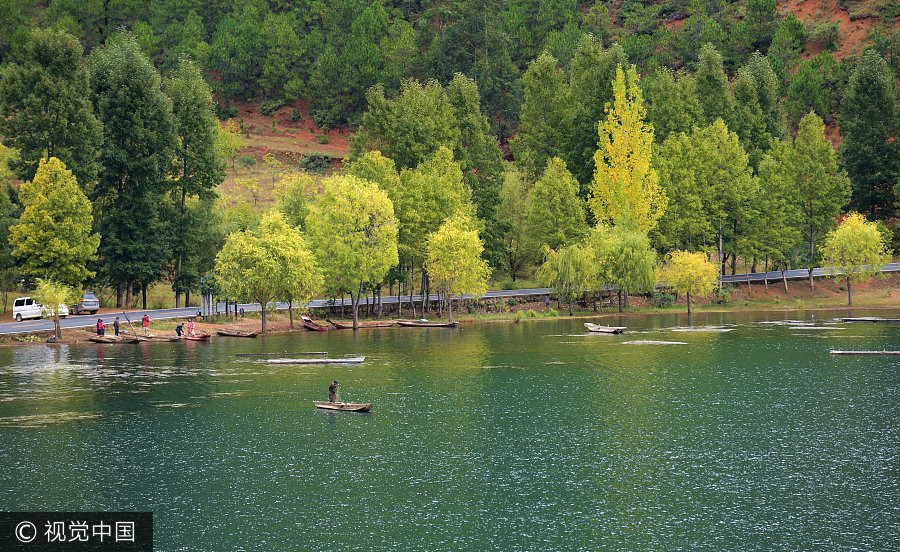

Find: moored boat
<box><xmin>396</xmin><ymin>319</ymin><xmax>459</xmax><ymax>328</ymax></box>
<box><xmin>182</xmin><ymin>333</ymin><xmax>211</xmax><ymax>342</ymax></box>
<box><xmin>326</xmin><ymin>319</ymin><xmax>396</xmax><ymax>329</ymax></box>
<box><xmin>313</xmin><ymin>401</ymin><xmax>372</xmax><ymax>412</ymax></box>
<box><xmin>216</xmin><ymin>329</ymin><xmax>259</xmax><ymax>338</ymax></box>
<box><xmin>584</xmin><ymin>323</ymin><xmax>626</xmax><ymax>334</ymax></box>
<box><xmin>135</xmin><ymin>335</ymin><xmax>180</xmax><ymax>342</ymax></box>
<box><xmin>267</xmin><ymin>356</ymin><xmax>365</xmax><ymax>365</ymax></box>
<box><xmin>88</xmin><ymin>335</ymin><xmax>141</xmax><ymax>344</ymax></box>
<box><xmin>301</xmin><ymin>316</ymin><xmax>331</xmax><ymax>332</ymax></box>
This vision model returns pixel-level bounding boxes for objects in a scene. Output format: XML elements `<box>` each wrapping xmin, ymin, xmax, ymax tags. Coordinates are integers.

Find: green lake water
<box><xmin>0</xmin><ymin>309</ymin><xmax>898</xmax><ymax>550</ymax></box>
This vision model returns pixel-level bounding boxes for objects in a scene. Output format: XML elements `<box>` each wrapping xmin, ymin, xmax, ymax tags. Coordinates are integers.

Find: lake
<box><xmin>0</xmin><ymin>309</ymin><xmax>897</xmax><ymax>550</ymax></box>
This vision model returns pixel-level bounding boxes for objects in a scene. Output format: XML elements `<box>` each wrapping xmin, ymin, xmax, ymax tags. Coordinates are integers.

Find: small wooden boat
<box><xmin>313</xmin><ymin>401</ymin><xmax>372</xmax><ymax>412</ymax></box>
<box><xmin>584</xmin><ymin>323</ymin><xmax>626</xmax><ymax>334</ymax></box>
<box><xmin>135</xmin><ymin>335</ymin><xmax>180</xmax><ymax>342</ymax></box>
<box><xmin>182</xmin><ymin>333</ymin><xmax>211</xmax><ymax>342</ymax></box>
<box><xmin>216</xmin><ymin>329</ymin><xmax>259</xmax><ymax>338</ymax></box>
<box><xmin>267</xmin><ymin>356</ymin><xmax>365</xmax><ymax>365</ymax></box>
<box><xmin>396</xmin><ymin>319</ymin><xmax>459</xmax><ymax>328</ymax></box>
<box><xmin>301</xmin><ymin>316</ymin><xmax>331</xmax><ymax>332</ymax></box>
<box><xmin>88</xmin><ymin>335</ymin><xmax>140</xmax><ymax>344</ymax></box>
<box><xmin>839</xmin><ymin>317</ymin><xmax>900</xmax><ymax>323</ymax></box>
<box><xmin>326</xmin><ymin>319</ymin><xmax>396</xmax><ymax>329</ymax></box>
<box><xmin>235</xmin><ymin>351</ymin><xmax>328</xmax><ymax>357</ymax></box>
<box><xmin>830</xmin><ymin>350</ymin><xmax>900</xmax><ymax>355</ymax></box>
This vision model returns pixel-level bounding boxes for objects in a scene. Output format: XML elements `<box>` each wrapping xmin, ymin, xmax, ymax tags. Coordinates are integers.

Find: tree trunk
<box><xmin>410</xmin><ymin>265</ymin><xmax>417</xmax><ymax>318</ymax></box>
<box><xmin>141</xmin><ymin>283</ymin><xmax>147</xmax><ymax>309</ymax></box>
<box><xmin>288</xmin><ymin>300</ymin><xmax>294</xmax><ymax>328</ymax></box>
<box><xmin>751</xmin><ymin>257</ymin><xmax>757</xmax><ymax>273</ymax></box>
<box><xmin>185</xmin><ymin>289</ymin><xmax>191</xmax><ymax>307</ymax></box>
<box><xmin>54</xmin><ymin>315</ymin><xmax>61</xmax><ymax>339</ymax></box>
<box><xmin>808</xmin><ymin>225</ymin><xmax>816</xmax><ymax>289</ymax></box>
<box><xmin>261</xmin><ymin>307</ymin><xmax>267</xmax><ymax>334</ymax></box>
<box><xmin>126</xmin><ymin>280</ymin><xmax>133</xmax><ymax>309</ymax></box>
<box><xmin>782</xmin><ymin>270</ymin><xmax>789</xmax><ymax>292</ymax></box>
<box><xmin>618</xmin><ymin>290</ymin><xmax>623</xmax><ymax>313</ymax></box>
<box><xmin>447</xmin><ymin>293</ymin><xmax>453</xmax><ymax>322</ymax></box>
<box><xmin>116</xmin><ymin>282</ymin><xmax>123</xmax><ymax>309</ymax></box>
<box><xmin>846</xmin><ymin>276</ymin><xmax>852</xmax><ymax>306</ymax></box>
<box><xmin>377</xmin><ymin>288</ymin><xmax>383</xmax><ymax>319</ymax></box>
<box><xmin>717</xmin><ymin>226</ymin><xmax>724</xmax><ymax>290</ymax></box>
<box><xmin>352</xmin><ymin>283</ymin><xmax>363</xmax><ymax>329</ymax></box>
<box><xmin>687</xmin><ymin>291</ymin><xmax>691</xmax><ymax>315</ymax></box>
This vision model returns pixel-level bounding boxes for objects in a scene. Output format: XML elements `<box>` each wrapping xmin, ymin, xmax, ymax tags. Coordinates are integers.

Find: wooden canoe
<box><xmin>267</xmin><ymin>356</ymin><xmax>365</xmax><ymax>365</ymax></box>
<box><xmin>326</xmin><ymin>319</ymin><xmax>396</xmax><ymax>329</ymax></box>
<box><xmin>584</xmin><ymin>323</ymin><xmax>626</xmax><ymax>334</ymax></box>
<box><xmin>216</xmin><ymin>329</ymin><xmax>259</xmax><ymax>338</ymax></box>
<box><xmin>397</xmin><ymin>319</ymin><xmax>459</xmax><ymax>328</ymax></box>
<box><xmin>301</xmin><ymin>316</ymin><xmax>331</xmax><ymax>332</ymax></box>
<box><xmin>830</xmin><ymin>350</ymin><xmax>900</xmax><ymax>355</ymax></box>
<box><xmin>182</xmin><ymin>333</ymin><xmax>211</xmax><ymax>342</ymax></box>
<box><xmin>135</xmin><ymin>335</ymin><xmax>180</xmax><ymax>342</ymax></box>
<box><xmin>314</xmin><ymin>401</ymin><xmax>372</xmax><ymax>412</ymax></box>
<box><xmin>839</xmin><ymin>317</ymin><xmax>900</xmax><ymax>323</ymax></box>
<box><xmin>89</xmin><ymin>335</ymin><xmax>140</xmax><ymax>344</ymax></box>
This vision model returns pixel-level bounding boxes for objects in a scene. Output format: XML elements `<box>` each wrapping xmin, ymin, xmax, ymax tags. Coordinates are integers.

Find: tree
<box><xmin>274</xmin><ymin>171</ymin><xmax>316</xmax><ymax>229</ymax></box>
<box><xmin>32</xmin><ymin>279</ymin><xmax>76</xmax><ymax>339</ymax></box>
<box><xmin>91</xmin><ymin>32</ymin><xmax>175</xmax><ymax>308</ymax></box>
<box><xmin>166</xmin><ymin>58</ymin><xmax>225</xmax><ymax>307</ymax></box>
<box><xmin>525</xmin><ymin>157</ymin><xmax>587</xmax><ymax>258</ymax></box>
<box><xmin>0</xmin><ymin>28</ymin><xmax>101</xmax><ymax>184</ymax></box>
<box><xmin>537</xmin><ymin>243</ymin><xmax>595</xmax><ymax>315</ymax></box>
<box><xmin>496</xmin><ymin>166</ymin><xmax>531</xmax><ymax>280</ymax></box>
<box><xmin>510</xmin><ymin>52</ymin><xmax>571</xmax><ymax>179</ymax></box>
<box><xmin>426</xmin><ymin>214</ymin><xmax>490</xmax><ymax>321</ymax></box>
<box><xmin>766</xmin><ymin>13</ymin><xmax>805</xmax><ymax>86</ymax></box>
<box><xmin>695</xmin><ymin>44</ymin><xmax>734</xmax><ymax>127</ymax></box>
<box><xmin>606</xmin><ymin>228</ymin><xmax>658</xmax><ymax>312</ymax></box>
<box><xmin>787</xmin><ymin>54</ymin><xmax>838</xmax><ymax>125</ymax></box>
<box><xmin>745</xmin><ymin>0</ymin><xmax>778</xmax><ymax>51</ymax></box>
<box><xmin>840</xmin><ymin>50</ymin><xmax>899</xmax><ymax>218</ymax></box>
<box><xmin>9</xmin><ymin>157</ymin><xmax>99</xmax><ymax>287</ymax></box>
<box><xmin>215</xmin><ymin>212</ymin><xmax>321</xmax><ymax>333</ymax></box>
<box><xmin>218</xmin><ymin>119</ymin><xmax>245</xmax><ymax>170</ymax></box>
<box><xmin>642</xmin><ymin>68</ymin><xmax>703</xmax><ymax>144</ymax></box>
<box><xmin>789</xmin><ymin>112</ymin><xmax>852</xmax><ymax>287</ymax></box>
<box><xmin>591</xmin><ymin>64</ymin><xmax>667</xmax><ymax>233</ymax></box>
<box><xmin>351</xmin><ymin>80</ymin><xmax>459</xmax><ymax>170</ymax></box>
<box><xmin>305</xmin><ymin>175</ymin><xmax>398</xmax><ymax>329</ymax></box>
<box><xmin>659</xmin><ymin>251</ymin><xmax>718</xmax><ymax>314</ymax></box>
<box><xmin>822</xmin><ymin>213</ymin><xmax>890</xmax><ymax>306</ymax></box>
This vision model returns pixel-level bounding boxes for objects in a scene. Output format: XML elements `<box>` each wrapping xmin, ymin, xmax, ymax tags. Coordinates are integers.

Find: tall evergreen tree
<box><xmin>165</xmin><ymin>58</ymin><xmax>225</xmax><ymax>307</ymax></box>
<box><xmin>840</xmin><ymin>50</ymin><xmax>899</xmax><ymax>218</ymax></box>
<box><xmin>695</xmin><ymin>43</ymin><xmax>735</xmax><ymax>128</ymax></box>
<box><xmin>642</xmin><ymin>68</ymin><xmax>703</xmax><ymax>145</ymax></box>
<box><xmin>0</xmin><ymin>28</ymin><xmax>101</xmax><ymax>185</ymax></box>
<box><xmin>91</xmin><ymin>32</ymin><xmax>176</xmax><ymax>307</ymax></box>
<box><xmin>524</xmin><ymin>157</ymin><xmax>587</xmax><ymax>259</ymax></box>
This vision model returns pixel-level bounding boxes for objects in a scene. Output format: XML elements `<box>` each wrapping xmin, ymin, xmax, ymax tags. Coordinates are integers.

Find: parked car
<box><xmin>12</xmin><ymin>297</ymin><xmax>69</xmax><ymax>322</ymax></box>
<box><xmin>73</xmin><ymin>291</ymin><xmax>100</xmax><ymax>314</ymax></box>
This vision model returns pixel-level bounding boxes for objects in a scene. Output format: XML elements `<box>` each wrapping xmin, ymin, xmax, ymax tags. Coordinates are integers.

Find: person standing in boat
<box><xmin>328</xmin><ymin>380</ymin><xmax>340</xmax><ymax>402</ymax></box>
<box><xmin>113</xmin><ymin>317</ymin><xmax>120</xmax><ymax>336</ymax></box>
<box><xmin>187</xmin><ymin>318</ymin><xmax>195</xmax><ymax>337</ymax></box>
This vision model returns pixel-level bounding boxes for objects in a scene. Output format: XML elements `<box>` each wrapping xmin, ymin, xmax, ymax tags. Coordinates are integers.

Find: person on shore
<box><xmin>328</xmin><ymin>380</ymin><xmax>340</xmax><ymax>403</ymax></box>
<box><xmin>97</xmin><ymin>319</ymin><xmax>105</xmax><ymax>336</ymax></box>
<box><xmin>141</xmin><ymin>314</ymin><xmax>150</xmax><ymax>336</ymax></box>
<box><xmin>187</xmin><ymin>318</ymin><xmax>195</xmax><ymax>337</ymax></box>
<box><xmin>175</xmin><ymin>321</ymin><xmax>184</xmax><ymax>337</ymax></box>
<box><xmin>113</xmin><ymin>317</ymin><xmax>120</xmax><ymax>336</ymax></box>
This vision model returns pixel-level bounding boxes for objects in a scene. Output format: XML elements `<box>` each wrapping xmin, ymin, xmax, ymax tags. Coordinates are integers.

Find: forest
<box><xmin>0</xmin><ymin>0</ymin><xmax>897</xmax><ymax>320</ymax></box>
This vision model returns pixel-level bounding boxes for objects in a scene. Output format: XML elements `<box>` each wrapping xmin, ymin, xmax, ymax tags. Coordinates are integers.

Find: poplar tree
<box><xmin>659</xmin><ymin>251</ymin><xmax>718</xmax><ymax>314</ymax></box>
<box><xmin>822</xmin><ymin>213</ymin><xmax>890</xmax><ymax>306</ymax></box>
<box><xmin>496</xmin><ymin>166</ymin><xmax>531</xmax><ymax>281</ymax></box>
<box><xmin>510</xmin><ymin>52</ymin><xmax>571</xmax><ymax>179</ymax></box>
<box><xmin>591</xmin><ymin>64</ymin><xmax>666</xmax><ymax>233</ymax></box>
<box><xmin>305</xmin><ymin>175</ymin><xmax>399</xmax><ymax>329</ymax></box>
<box><xmin>524</xmin><ymin>157</ymin><xmax>587</xmax><ymax>258</ymax></box>
<box><xmin>426</xmin><ymin>214</ymin><xmax>491</xmax><ymax>321</ymax></box>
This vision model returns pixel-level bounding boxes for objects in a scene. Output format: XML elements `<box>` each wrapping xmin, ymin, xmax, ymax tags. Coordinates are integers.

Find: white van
<box><xmin>12</xmin><ymin>297</ymin><xmax>69</xmax><ymax>322</ymax></box>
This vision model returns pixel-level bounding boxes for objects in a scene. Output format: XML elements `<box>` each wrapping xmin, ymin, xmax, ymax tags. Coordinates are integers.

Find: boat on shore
<box><xmin>313</xmin><ymin>401</ymin><xmax>372</xmax><ymax>412</ymax></box>
<box><xmin>326</xmin><ymin>319</ymin><xmax>396</xmax><ymax>329</ymax></box>
<box><xmin>301</xmin><ymin>316</ymin><xmax>331</xmax><ymax>332</ymax></box>
<box><xmin>88</xmin><ymin>335</ymin><xmax>140</xmax><ymax>344</ymax></box>
<box><xmin>182</xmin><ymin>333</ymin><xmax>211</xmax><ymax>342</ymax></box>
<box><xmin>584</xmin><ymin>323</ymin><xmax>626</xmax><ymax>334</ymax></box>
<box><xmin>267</xmin><ymin>356</ymin><xmax>365</xmax><ymax>365</ymax></box>
<box><xmin>216</xmin><ymin>329</ymin><xmax>259</xmax><ymax>338</ymax></box>
<box><xmin>397</xmin><ymin>319</ymin><xmax>459</xmax><ymax>328</ymax></box>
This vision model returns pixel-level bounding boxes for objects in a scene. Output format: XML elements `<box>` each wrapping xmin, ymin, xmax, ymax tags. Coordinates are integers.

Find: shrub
<box><xmin>546</xmin><ymin>308</ymin><xmax>559</xmax><ymax>317</ymax></box>
<box><xmin>299</xmin><ymin>154</ymin><xmax>330</xmax><ymax>173</ymax></box>
<box><xmin>289</xmin><ymin>108</ymin><xmax>302</xmax><ymax>123</ymax></box>
<box><xmin>507</xmin><ymin>298</ymin><xmax>518</xmax><ymax>307</ymax></box>
<box><xmin>524</xmin><ymin>309</ymin><xmax>539</xmax><ymax>318</ymax></box>
<box><xmin>809</xmin><ymin>22</ymin><xmax>839</xmax><ymax>50</ymax></box>
<box><xmin>514</xmin><ymin>311</ymin><xmax>523</xmax><ymax>323</ymax></box>
<box><xmin>316</xmin><ymin>134</ymin><xmax>330</xmax><ymax>144</ymax></box>
<box><xmin>260</xmin><ymin>99</ymin><xmax>283</xmax><ymax>117</ymax></box>
<box><xmin>651</xmin><ymin>291</ymin><xmax>676</xmax><ymax>308</ymax></box>
<box><xmin>715</xmin><ymin>285</ymin><xmax>735</xmax><ymax>304</ymax></box>
<box><xmin>312</xmin><ymin>109</ymin><xmax>335</xmax><ymax>131</ymax></box>
<box><xmin>215</xmin><ymin>102</ymin><xmax>238</xmax><ymax>120</ymax></box>
<box><xmin>238</xmin><ymin>155</ymin><xmax>257</xmax><ymax>169</ymax></box>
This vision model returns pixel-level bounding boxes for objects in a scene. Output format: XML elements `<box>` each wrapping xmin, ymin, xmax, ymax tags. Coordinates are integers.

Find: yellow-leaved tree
<box><xmin>591</xmin><ymin>64</ymin><xmax>667</xmax><ymax>233</ymax></box>
<box><xmin>426</xmin><ymin>214</ymin><xmax>490</xmax><ymax>321</ymax></box>
<box><xmin>821</xmin><ymin>213</ymin><xmax>890</xmax><ymax>306</ymax></box>
<box><xmin>659</xmin><ymin>251</ymin><xmax>719</xmax><ymax>314</ymax></box>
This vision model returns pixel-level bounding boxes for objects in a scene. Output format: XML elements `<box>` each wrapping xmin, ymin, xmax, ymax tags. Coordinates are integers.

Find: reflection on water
<box><xmin>0</xmin><ymin>309</ymin><xmax>897</xmax><ymax>550</ymax></box>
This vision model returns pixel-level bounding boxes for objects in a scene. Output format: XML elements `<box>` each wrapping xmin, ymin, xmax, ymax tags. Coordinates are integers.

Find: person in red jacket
<box><xmin>141</xmin><ymin>314</ymin><xmax>150</xmax><ymax>336</ymax></box>
<box><xmin>96</xmin><ymin>319</ymin><xmax>105</xmax><ymax>336</ymax></box>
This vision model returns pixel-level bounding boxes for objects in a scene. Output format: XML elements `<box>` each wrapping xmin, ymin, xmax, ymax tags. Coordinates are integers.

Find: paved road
<box><xmin>1</xmin><ymin>263</ymin><xmax>897</xmax><ymax>336</ymax></box>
